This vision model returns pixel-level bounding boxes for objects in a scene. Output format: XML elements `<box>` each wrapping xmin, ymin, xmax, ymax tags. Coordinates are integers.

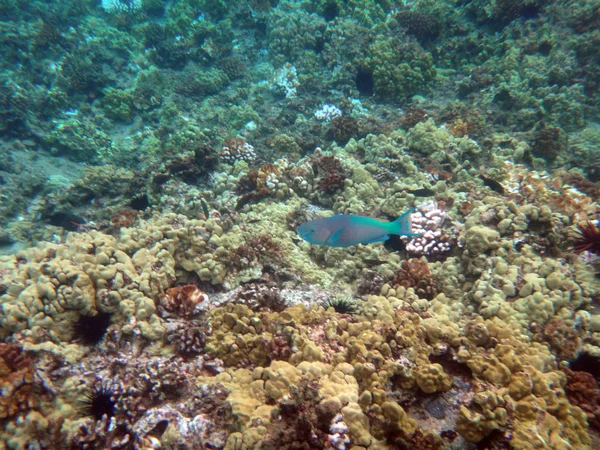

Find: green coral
<box><xmin>361</xmin><ymin>38</ymin><xmax>436</xmax><ymax>102</ymax></box>
<box><xmin>176</xmin><ymin>67</ymin><xmax>231</xmax><ymax>97</ymax></box>
<box><xmin>464</xmin><ymin>0</ymin><xmax>547</xmax><ymax>27</ymax></box>
<box><xmin>267</xmin><ymin>2</ymin><xmax>327</xmax><ymax>67</ymax></box>
<box><xmin>46</xmin><ymin>118</ymin><xmax>112</xmax><ymax>162</ymax></box>
<box><xmin>311</xmin><ymin>0</ymin><xmax>392</xmax><ymax>26</ymax></box>
<box><xmin>100</xmin><ymin>88</ymin><xmax>135</xmax><ymax>122</ymax></box>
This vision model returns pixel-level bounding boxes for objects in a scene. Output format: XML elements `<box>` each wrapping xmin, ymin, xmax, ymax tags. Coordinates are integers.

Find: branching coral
<box><xmin>158</xmin><ymin>284</ymin><xmax>213</xmax><ymax>357</ymax></box>
<box><xmin>219</xmin><ymin>137</ymin><xmax>256</xmax><ymax>164</ymax></box>
<box><xmin>0</xmin><ymin>342</ymin><xmax>53</xmax><ymax>422</ymax></box>
<box><xmin>563</xmin><ymin>368</ymin><xmax>600</xmax><ymax>431</ymax></box>
<box><xmin>402</xmin><ymin>202</ymin><xmax>453</xmax><ymax>258</ymax></box>
<box><xmin>111</xmin><ymin>208</ymin><xmax>139</xmax><ymax>229</ymax></box>
<box><xmin>391</xmin><ymin>258</ymin><xmax>439</xmax><ymax>300</ymax></box>
<box><xmin>393</xmin><ymin>10</ymin><xmax>442</xmax><ymax>43</ymax></box>
<box><xmin>166</xmin><ymin>321</ymin><xmax>208</xmax><ymax>357</ymax></box>
<box><xmin>258</xmin><ymin>381</ymin><xmax>340</xmax><ymax>449</ymax></box>
<box><xmin>158</xmin><ymin>284</ymin><xmax>209</xmax><ymax>319</ymax></box>
<box><xmin>331</xmin><ymin>116</ymin><xmax>359</xmax><ymax>145</ymax></box>
<box><xmin>237</xmin><ymin>282</ymin><xmax>287</xmax><ymax>312</ymax></box>
<box><xmin>232</xmin><ymin>234</ymin><xmax>285</xmax><ymax>270</ymax></box>
<box><xmin>530</xmin><ymin>123</ymin><xmax>566</xmax><ymax>163</ymax></box>
<box><xmin>70</xmin><ymin>414</ymin><xmax>136</xmax><ymax>450</ymax></box>
<box><xmin>311</xmin><ymin>153</ymin><xmax>349</xmax><ymax>194</ymax></box>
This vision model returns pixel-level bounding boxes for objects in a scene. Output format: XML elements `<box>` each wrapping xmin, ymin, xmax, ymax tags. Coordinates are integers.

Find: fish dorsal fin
<box><xmin>325</xmin><ymin>227</ymin><xmax>344</xmax><ymax>246</ymax></box>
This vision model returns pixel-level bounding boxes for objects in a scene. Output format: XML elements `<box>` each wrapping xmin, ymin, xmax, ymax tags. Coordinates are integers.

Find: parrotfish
<box><xmin>297</xmin><ymin>208</ymin><xmax>419</xmax><ymax>248</ymax></box>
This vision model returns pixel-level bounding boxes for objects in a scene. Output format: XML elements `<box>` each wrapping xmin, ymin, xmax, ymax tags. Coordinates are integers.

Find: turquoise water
<box><xmin>0</xmin><ymin>1</ymin><xmax>599</xmax><ymax>448</ymax></box>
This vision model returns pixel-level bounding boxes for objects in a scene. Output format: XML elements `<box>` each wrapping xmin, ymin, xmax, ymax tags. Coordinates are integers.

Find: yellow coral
<box><xmin>456</xmin><ymin>390</ymin><xmax>510</xmax><ymax>442</ymax></box>
<box><xmin>414</xmin><ymin>363</ymin><xmax>452</xmax><ymax>394</ymax></box>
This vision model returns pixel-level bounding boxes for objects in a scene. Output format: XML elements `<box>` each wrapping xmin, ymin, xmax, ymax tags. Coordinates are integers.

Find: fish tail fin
<box><xmin>392</xmin><ymin>207</ymin><xmax>420</xmax><ymax>236</ymax></box>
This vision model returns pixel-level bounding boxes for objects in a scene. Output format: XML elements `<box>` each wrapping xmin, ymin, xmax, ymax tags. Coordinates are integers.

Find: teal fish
<box><xmin>297</xmin><ymin>208</ymin><xmax>419</xmax><ymax>247</ymax></box>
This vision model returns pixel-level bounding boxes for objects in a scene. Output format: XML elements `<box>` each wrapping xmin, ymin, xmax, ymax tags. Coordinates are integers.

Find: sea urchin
<box><xmin>321</xmin><ymin>297</ymin><xmax>358</xmax><ymax>315</ymax></box>
<box><xmin>573</xmin><ymin>221</ymin><xmax>600</xmax><ymax>255</ymax></box>
<box><xmin>80</xmin><ymin>383</ymin><xmax>117</xmax><ymax>421</ymax></box>
<box><xmin>72</xmin><ymin>311</ymin><xmax>112</xmax><ymax>346</ymax></box>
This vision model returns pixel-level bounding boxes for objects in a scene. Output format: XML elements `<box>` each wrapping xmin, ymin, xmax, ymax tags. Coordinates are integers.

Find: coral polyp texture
<box><xmin>1</xmin><ymin>0</ymin><xmax>600</xmax><ymax>449</ymax></box>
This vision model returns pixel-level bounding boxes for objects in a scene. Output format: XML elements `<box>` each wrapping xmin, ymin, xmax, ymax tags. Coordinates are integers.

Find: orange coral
<box><xmin>0</xmin><ymin>342</ymin><xmax>32</xmax><ymax>374</ymax></box>
<box><xmin>399</xmin><ymin>107</ymin><xmax>430</xmax><ymax>129</ymax></box>
<box><xmin>0</xmin><ymin>342</ymin><xmax>51</xmax><ymax>421</ymax></box>
<box><xmin>158</xmin><ymin>285</ymin><xmax>209</xmax><ymax>319</ymax></box>
<box><xmin>311</xmin><ymin>154</ymin><xmax>348</xmax><ymax>194</ymax></box>
<box><xmin>542</xmin><ymin>318</ymin><xmax>581</xmax><ymax>360</ymax></box>
<box><xmin>235</xmin><ymin>163</ymin><xmax>282</xmax><ymax>210</ymax></box>
<box><xmin>232</xmin><ymin>234</ymin><xmax>284</xmax><ymax>269</ymax></box>
<box><xmin>564</xmin><ymin>368</ymin><xmax>600</xmax><ymax>430</ymax></box>
<box><xmin>447</xmin><ymin>118</ymin><xmax>468</xmax><ymax>137</ymax></box>
<box><xmin>111</xmin><ymin>208</ymin><xmax>139</xmax><ymax>229</ymax></box>
<box><xmin>391</xmin><ymin>258</ymin><xmax>439</xmax><ymax>300</ymax></box>
<box><xmin>424</xmin><ymin>165</ymin><xmax>453</xmax><ymax>182</ymax></box>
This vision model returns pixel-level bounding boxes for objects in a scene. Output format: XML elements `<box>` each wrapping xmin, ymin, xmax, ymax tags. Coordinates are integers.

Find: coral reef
<box><xmin>331</xmin><ymin>116</ymin><xmax>359</xmax><ymax>146</ymax></box>
<box><xmin>402</xmin><ymin>202</ymin><xmax>454</xmax><ymax>258</ymax></box>
<box><xmin>219</xmin><ymin>138</ymin><xmax>257</xmax><ymax>165</ymax></box>
<box><xmin>391</xmin><ymin>258</ymin><xmax>439</xmax><ymax>301</ymax></box>
<box><xmin>564</xmin><ymin>368</ymin><xmax>600</xmax><ymax>431</ymax></box>
<box><xmin>1</xmin><ymin>0</ymin><xmax>600</xmax><ymax>448</ymax></box>
<box><xmin>361</xmin><ymin>38</ymin><xmax>436</xmax><ymax>102</ymax></box>
<box><xmin>311</xmin><ymin>152</ymin><xmax>349</xmax><ymax>195</ymax></box>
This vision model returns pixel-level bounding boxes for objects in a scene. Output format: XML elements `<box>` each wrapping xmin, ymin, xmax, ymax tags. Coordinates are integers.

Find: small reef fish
<box><xmin>47</xmin><ymin>211</ymin><xmax>87</xmax><ymax>231</ymax></box>
<box><xmin>297</xmin><ymin>208</ymin><xmax>420</xmax><ymax>248</ymax></box>
<box><xmin>407</xmin><ymin>187</ymin><xmax>435</xmax><ymax>197</ymax></box>
<box><xmin>479</xmin><ymin>174</ymin><xmax>505</xmax><ymax>195</ymax></box>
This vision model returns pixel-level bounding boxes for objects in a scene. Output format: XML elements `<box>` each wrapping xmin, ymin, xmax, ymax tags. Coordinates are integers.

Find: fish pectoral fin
<box><xmin>362</xmin><ymin>235</ymin><xmax>390</xmax><ymax>244</ymax></box>
<box><xmin>325</xmin><ymin>227</ymin><xmax>345</xmax><ymax>246</ymax></box>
